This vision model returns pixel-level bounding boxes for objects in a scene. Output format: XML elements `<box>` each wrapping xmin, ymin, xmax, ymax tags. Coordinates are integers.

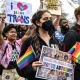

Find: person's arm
<box><xmin>39</xmin><ymin>0</ymin><xmax>43</xmax><ymax>9</ymax></box>
<box><xmin>52</xmin><ymin>0</ymin><xmax>62</xmax><ymax>30</ymax></box>
<box><xmin>0</xmin><ymin>18</ymin><xmax>5</xmax><ymax>45</ymax></box>
<box><xmin>21</xmin><ymin>27</ymin><xmax>34</xmax><ymax>43</ymax></box>
<box><xmin>16</xmin><ymin>37</ymin><xmax>34</xmax><ymax>78</ymax></box>
<box><xmin>53</xmin><ymin>15</ymin><xmax>61</xmax><ymax>30</ymax></box>
<box><xmin>39</xmin><ymin>0</ymin><xmax>61</xmax><ymax>30</ymax></box>
<box><xmin>16</xmin><ymin>38</ymin><xmax>42</xmax><ymax>79</ymax></box>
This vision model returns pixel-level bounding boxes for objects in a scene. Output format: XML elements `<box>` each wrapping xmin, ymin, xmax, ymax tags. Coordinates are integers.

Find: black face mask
<box><xmin>42</xmin><ymin>20</ymin><xmax>53</xmax><ymax>31</ymax></box>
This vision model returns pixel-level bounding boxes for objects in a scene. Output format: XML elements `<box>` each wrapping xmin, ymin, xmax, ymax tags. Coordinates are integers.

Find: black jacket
<box><xmin>61</xmin><ymin>24</ymin><xmax>80</xmax><ymax>51</ymax></box>
<box><xmin>61</xmin><ymin>24</ymin><xmax>80</xmax><ymax>80</ymax></box>
<box><xmin>16</xmin><ymin>33</ymin><xmax>59</xmax><ymax>80</ymax></box>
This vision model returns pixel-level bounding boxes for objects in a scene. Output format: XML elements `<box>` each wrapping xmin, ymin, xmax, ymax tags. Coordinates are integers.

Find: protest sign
<box><xmin>5</xmin><ymin>0</ymin><xmax>32</xmax><ymax>25</ymax></box>
<box><xmin>43</xmin><ymin>0</ymin><xmax>61</xmax><ymax>15</ymax></box>
<box><xmin>36</xmin><ymin>46</ymin><xmax>73</xmax><ymax>80</ymax></box>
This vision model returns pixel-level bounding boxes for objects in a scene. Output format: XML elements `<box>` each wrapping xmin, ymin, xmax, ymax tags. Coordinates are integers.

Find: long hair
<box><xmin>31</xmin><ymin>10</ymin><xmax>50</xmax><ymax>55</ymax></box>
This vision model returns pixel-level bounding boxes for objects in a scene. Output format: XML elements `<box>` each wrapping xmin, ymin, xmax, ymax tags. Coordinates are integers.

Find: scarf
<box><xmin>1</xmin><ymin>39</ymin><xmax>22</xmax><ymax>68</ymax></box>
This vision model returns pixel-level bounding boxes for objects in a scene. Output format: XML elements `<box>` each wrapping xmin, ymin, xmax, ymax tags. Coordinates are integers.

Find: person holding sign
<box><xmin>39</xmin><ymin>0</ymin><xmax>61</xmax><ymax>30</ymax></box>
<box><xmin>0</xmin><ymin>13</ymin><xmax>33</xmax><ymax>79</ymax></box>
<box><xmin>16</xmin><ymin>2</ymin><xmax>61</xmax><ymax>80</ymax></box>
<box><xmin>16</xmin><ymin>0</ymin><xmax>61</xmax><ymax>80</ymax></box>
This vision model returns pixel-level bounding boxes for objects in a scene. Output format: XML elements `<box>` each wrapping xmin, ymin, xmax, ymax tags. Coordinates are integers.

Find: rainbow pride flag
<box><xmin>68</xmin><ymin>42</ymin><xmax>80</xmax><ymax>64</ymax></box>
<box><xmin>72</xmin><ymin>56</ymin><xmax>80</xmax><ymax>64</ymax></box>
<box><xmin>72</xmin><ymin>47</ymin><xmax>80</xmax><ymax>63</ymax></box>
<box><xmin>68</xmin><ymin>44</ymin><xmax>76</xmax><ymax>54</ymax></box>
<box><xmin>72</xmin><ymin>48</ymin><xmax>80</xmax><ymax>59</ymax></box>
<box><xmin>17</xmin><ymin>46</ymin><xmax>36</xmax><ymax>70</ymax></box>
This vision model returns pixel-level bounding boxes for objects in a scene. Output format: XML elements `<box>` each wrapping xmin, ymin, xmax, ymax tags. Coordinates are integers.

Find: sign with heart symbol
<box><xmin>16</xmin><ymin>16</ymin><xmax>23</xmax><ymax>22</ymax></box>
<box><xmin>17</xmin><ymin>2</ymin><xmax>28</xmax><ymax>11</ymax></box>
<box><xmin>5</xmin><ymin>1</ymin><xmax>32</xmax><ymax>25</ymax></box>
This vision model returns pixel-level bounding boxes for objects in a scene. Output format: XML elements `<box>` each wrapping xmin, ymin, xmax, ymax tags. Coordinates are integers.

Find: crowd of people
<box><xmin>0</xmin><ymin>0</ymin><xmax>80</xmax><ymax>80</ymax></box>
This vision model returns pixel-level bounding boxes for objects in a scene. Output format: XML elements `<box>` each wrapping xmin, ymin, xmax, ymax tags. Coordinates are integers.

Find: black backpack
<box><xmin>60</xmin><ymin>29</ymin><xmax>80</xmax><ymax>50</ymax></box>
<box><xmin>69</xmin><ymin>29</ymin><xmax>80</xmax><ymax>42</ymax></box>
<box><xmin>69</xmin><ymin>30</ymin><xmax>80</xmax><ymax>70</ymax></box>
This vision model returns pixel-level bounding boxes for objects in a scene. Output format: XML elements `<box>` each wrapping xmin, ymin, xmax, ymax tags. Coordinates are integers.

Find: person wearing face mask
<box><xmin>16</xmin><ymin>9</ymin><xmax>60</xmax><ymax>80</ymax></box>
<box><xmin>54</xmin><ymin>18</ymin><xmax>70</xmax><ymax>44</ymax></box>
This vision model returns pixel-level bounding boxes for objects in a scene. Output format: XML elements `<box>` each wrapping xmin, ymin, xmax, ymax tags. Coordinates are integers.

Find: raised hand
<box><xmin>0</xmin><ymin>13</ymin><xmax>6</xmax><ymax>30</ymax></box>
<box><xmin>39</xmin><ymin>0</ymin><xmax>44</xmax><ymax>9</ymax></box>
<box><xmin>0</xmin><ymin>12</ymin><xmax>6</xmax><ymax>23</ymax></box>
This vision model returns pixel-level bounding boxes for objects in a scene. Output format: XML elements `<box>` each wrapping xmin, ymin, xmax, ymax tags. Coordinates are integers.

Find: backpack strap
<box><xmin>2</xmin><ymin>45</ymin><xmax>8</xmax><ymax>58</ymax></box>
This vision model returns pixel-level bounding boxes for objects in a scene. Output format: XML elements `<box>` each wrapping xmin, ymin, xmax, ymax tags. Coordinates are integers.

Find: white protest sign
<box><xmin>5</xmin><ymin>1</ymin><xmax>32</xmax><ymax>25</ymax></box>
<box><xmin>36</xmin><ymin>46</ymin><xmax>73</xmax><ymax>80</ymax></box>
<box><xmin>43</xmin><ymin>0</ymin><xmax>62</xmax><ymax>15</ymax></box>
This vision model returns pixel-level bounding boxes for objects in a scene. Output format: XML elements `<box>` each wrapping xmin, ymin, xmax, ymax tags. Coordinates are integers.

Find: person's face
<box><xmin>61</xmin><ymin>20</ymin><xmax>68</xmax><ymax>27</ymax></box>
<box><xmin>77</xmin><ymin>15</ymin><xmax>80</xmax><ymax>20</ymax></box>
<box><xmin>6</xmin><ymin>28</ymin><xmax>17</xmax><ymax>41</ymax></box>
<box><xmin>37</xmin><ymin>12</ymin><xmax>52</xmax><ymax>28</ymax></box>
<box><xmin>65</xmin><ymin>56</ymin><xmax>68</xmax><ymax>60</ymax></box>
<box><xmin>47</xmin><ymin>49</ymin><xmax>51</xmax><ymax>54</ymax></box>
<box><xmin>20</xmin><ymin>25</ymin><xmax>27</xmax><ymax>31</ymax></box>
<box><xmin>47</xmin><ymin>53</ymin><xmax>51</xmax><ymax>57</ymax></box>
<box><xmin>50</xmin><ymin>70</ymin><xmax>54</xmax><ymax>74</ymax></box>
<box><xmin>43</xmin><ymin>47</ymin><xmax>46</xmax><ymax>52</ymax></box>
<box><xmin>60</xmin><ymin>53</ymin><xmax>63</xmax><ymax>57</ymax></box>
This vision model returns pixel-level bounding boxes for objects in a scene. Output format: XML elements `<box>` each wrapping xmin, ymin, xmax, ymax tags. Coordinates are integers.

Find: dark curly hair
<box><xmin>31</xmin><ymin>9</ymin><xmax>50</xmax><ymax>55</ymax></box>
<box><xmin>32</xmin><ymin>9</ymin><xmax>50</xmax><ymax>27</ymax></box>
<box><xmin>4</xmin><ymin>24</ymin><xmax>17</xmax><ymax>33</ymax></box>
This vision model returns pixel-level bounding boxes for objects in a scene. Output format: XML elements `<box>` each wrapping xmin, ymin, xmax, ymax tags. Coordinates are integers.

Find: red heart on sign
<box><xmin>17</xmin><ymin>2</ymin><xmax>28</xmax><ymax>11</ymax></box>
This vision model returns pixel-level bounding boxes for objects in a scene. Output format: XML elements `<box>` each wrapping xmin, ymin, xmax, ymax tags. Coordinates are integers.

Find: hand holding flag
<box><xmin>17</xmin><ymin>46</ymin><xmax>36</xmax><ymax>70</ymax></box>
